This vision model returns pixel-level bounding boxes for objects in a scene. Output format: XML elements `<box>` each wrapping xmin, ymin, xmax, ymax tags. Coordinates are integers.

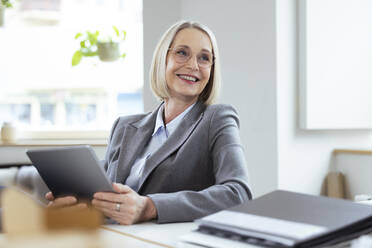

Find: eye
<box><xmin>175</xmin><ymin>48</ymin><xmax>189</xmax><ymax>57</ymax></box>
<box><xmin>199</xmin><ymin>53</ymin><xmax>212</xmax><ymax>62</ymax></box>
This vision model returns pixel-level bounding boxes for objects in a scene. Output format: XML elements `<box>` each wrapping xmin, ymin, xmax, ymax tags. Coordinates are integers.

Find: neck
<box><xmin>163</xmin><ymin>98</ymin><xmax>197</xmax><ymax>124</ymax></box>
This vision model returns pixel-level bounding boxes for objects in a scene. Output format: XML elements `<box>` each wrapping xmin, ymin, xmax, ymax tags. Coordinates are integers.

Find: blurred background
<box><xmin>0</xmin><ymin>0</ymin><xmax>143</xmax><ymax>137</ymax></box>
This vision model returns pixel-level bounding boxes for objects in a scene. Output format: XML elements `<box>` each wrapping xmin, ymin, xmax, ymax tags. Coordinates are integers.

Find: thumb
<box><xmin>45</xmin><ymin>191</ymin><xmax>55</xmax><ymax>201</ymax></box>
<box><xmin>113</xmin><ymin>183</ymin><xmax>132</xmax><ymax>194</ymax></box>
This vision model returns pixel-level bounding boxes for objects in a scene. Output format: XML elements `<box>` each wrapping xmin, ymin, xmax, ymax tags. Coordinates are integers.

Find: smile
<box><xmin>177</xmin><ymin>74</ymin><xmax>200</xmax><ymax>83</ymax></box>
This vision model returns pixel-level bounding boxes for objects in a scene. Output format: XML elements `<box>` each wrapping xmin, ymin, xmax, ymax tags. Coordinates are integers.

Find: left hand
<box><xmin>92</xmin><ymin>183</ymin><xmax>157</xmax><ymax>225</ymax></box>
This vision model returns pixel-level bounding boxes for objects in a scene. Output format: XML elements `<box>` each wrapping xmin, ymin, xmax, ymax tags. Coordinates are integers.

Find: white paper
<box><xmin>200</xmin><ymin>210</ymin><xmax>327</xmax><ymax>241</ymax></box>
<box><xmin>179</xmin><ymin>231</ymin><xmax>261</xmax><ymax>248</ymax></box>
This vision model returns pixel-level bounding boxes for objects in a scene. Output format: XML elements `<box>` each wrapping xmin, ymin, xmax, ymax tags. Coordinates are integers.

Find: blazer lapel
<box><xmin>137</xmin><ymin>101</ymin><xmax>206</xmax><ymax>192</ymax></box>
<box><xmin>115</xmin><ymin>104</ymin><xmax>162</xmax><ymax>183</ymax></box>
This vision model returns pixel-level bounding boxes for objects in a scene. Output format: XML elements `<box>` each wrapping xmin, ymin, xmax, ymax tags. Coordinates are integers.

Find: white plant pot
<box><xmin>97</xmin><ymin>42</ymin><xmax>120</xmax><ymax>62</ymax></box>
<box><xmin>1</xmin><ymin>122</ymin><xmax>17</xmax><ymax>143</ymax></box>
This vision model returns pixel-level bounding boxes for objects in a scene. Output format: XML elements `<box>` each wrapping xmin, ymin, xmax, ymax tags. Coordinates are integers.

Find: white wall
<box><xmin>276</xmin><ymin>0</ymin><xmax>372</xmax><ymax>194</ymax></box>
<box><xmin>143</xmin><ymin>0</ymin><xmax>181</xmax><ymax>110</ymax></box>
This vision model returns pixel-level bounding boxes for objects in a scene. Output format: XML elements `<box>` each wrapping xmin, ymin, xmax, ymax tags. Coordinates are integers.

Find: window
<box><xmin>0</xmin><ymin>0</ymin><xmax>143</xmax><ymax>139</ymax></box>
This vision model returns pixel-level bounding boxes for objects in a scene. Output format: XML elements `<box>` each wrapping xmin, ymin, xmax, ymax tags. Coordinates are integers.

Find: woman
<box><xmin>47</xmin><ymin>20</ymin><xmax>252</xmax><ymax>224</ymax></box>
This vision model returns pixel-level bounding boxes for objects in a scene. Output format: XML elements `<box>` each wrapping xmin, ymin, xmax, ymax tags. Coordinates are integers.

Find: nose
<box><xmin>185</xmin><ymin>54</ymin><xmax>199</xmax><ymax>70</ymax></box>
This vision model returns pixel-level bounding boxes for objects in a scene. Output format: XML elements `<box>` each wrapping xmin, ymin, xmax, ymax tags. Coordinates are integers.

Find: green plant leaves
<box><xmin>80</xmin><ymin>40</ymin><xmax>87</xmax><ymax>48</ymax></box>
<box><xmin>113</xmin><ymin>25</ymin><xmax>120</xmax><ymax>37</ymax></box>
<box><xmin>72</xmin><ymin>27</ymin><xmax>126</xmax><ymax>66</ymax></box>
<box><xmin>72</xmin><ymin>51</ymin><xmax>82</xmax><ymax>66</ymax></box>
<box><xmin>74</xmin><ymin>32</ymin><xmax>83</xmax><ymax>40</ymax></box>
<box><xmin>87</xmin><ymin>31</ymin><xmax>99</xmax><ymax>45</ymax></box>
<box><xmin>82</xmin><ymin>50</ymin><xmax>97</xmax><ymax>57</ymax></box>
<box><xmin>112</xmin><ymin>25</ymin><xmax>126</xmax><ymax>40</ymax></box>
<box><xmin>1</xmin><ymin>0</ymin><xmax>13</xmax><ymax>8</ymax></box>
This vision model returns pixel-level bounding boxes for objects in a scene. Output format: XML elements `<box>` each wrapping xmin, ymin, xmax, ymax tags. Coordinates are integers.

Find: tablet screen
<box><xmin>26</xmin><ymin>145</ymin><xmax>114</xmax><ymax>199</ymax></box>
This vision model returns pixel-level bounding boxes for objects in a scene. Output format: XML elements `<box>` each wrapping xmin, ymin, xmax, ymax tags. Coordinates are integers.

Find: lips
<box><xmin>177</xmin><ymin>74</ymin><xmax>200</xmax><ymax>84</ymax></box>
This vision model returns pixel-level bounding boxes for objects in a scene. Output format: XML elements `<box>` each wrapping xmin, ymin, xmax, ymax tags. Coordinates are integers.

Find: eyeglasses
<box><xmin>168</xmin><ymin>46</ymin><xmax>214</xmax><ymax>68</ymax></box>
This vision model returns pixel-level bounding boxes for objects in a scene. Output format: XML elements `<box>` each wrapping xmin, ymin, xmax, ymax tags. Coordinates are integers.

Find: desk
<box><xmin>100</xmin><ymin>222</ymin><xmax>261</xmax><ymax>248</ymax></box>
<box><xmin>0</xmin><ymin>223</ymin><xmax>199</xmax><ymax>248</ymax></box>
<box><xmin>102</xmin><ymin>222</ymin><xmax>197</xmax><ymax>248</ymax></box>
<box><xmin>101</xmin><ymin>223</ymin><xmax>359</xmax><ymax>248</ymax></box>
<box><xmin>0</xmin><ymin>222</ymin><xmax>358</xmax><ymax>248</ymax></box>
<box><xmin>100</xmin><ymin>227</ymin><xmax>167</xmax><ymax>247</ymax></box>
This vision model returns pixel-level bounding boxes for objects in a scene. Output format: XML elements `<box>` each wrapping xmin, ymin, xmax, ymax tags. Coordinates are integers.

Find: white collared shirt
<box><xmin>125</xmin><ymin>103</ymin><xmax>195</xmax><ymax>191</ymax></box>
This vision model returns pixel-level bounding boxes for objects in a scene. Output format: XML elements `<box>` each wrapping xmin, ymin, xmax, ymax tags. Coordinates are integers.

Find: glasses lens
<box><xmin>197</xmin><ymin>52</ymin><xmax>213</xmax><ymax>68</ymax></box>
<box><xmin>173</xmin><ymin>47</ymin><xmax>190</xmax><ymax>63</ymax></box>
<box><xmin>170</xmin><ymin>47</ymin><xmax>214</xmax><ymax>68</ymax></box>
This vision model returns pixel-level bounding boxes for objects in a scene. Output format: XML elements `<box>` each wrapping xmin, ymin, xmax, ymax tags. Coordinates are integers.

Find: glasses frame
<box><xmin>168</xmin><ymin>47</ymin><xmax>215</xmax><ymax>68</ymax></box>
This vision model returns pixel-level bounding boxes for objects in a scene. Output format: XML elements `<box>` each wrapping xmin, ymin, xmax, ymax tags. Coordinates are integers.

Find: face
<box><xmin>165</xmin><ymin>28</ymin><xmax>213</xmax><ymax>103</ymax></box>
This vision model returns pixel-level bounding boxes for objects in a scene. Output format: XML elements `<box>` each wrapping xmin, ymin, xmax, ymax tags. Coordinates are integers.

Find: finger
<box><xmin>95</xmin><ymin>206</ymin><xmax>134</xmax><ymax>225</ymax></box>
<box><xmin>92</xmin><ymin>199</ymin><xmax>117</xmax><ymax>211</ymax></box>
<box><xmin>94</xmin><ymin>205</ymin><xmax>120</xmax><ymax>219</ymax></box>
<box><xmin>73</xmin><ymin>203</ymin><xmax>88</xmax><ymax>210</ymax></box>
<box><xmin>50</xmin><ymin>196</ymin><xmax>77</xmax><ymax>208</ymax></box>
<box><xmin>113</xmin><ymin>183</ymin><xmax>132</xmax><ymax>194</ymax></box>
<box><xmin>93</xmin><ymin>192</ymin><xmax>124</xmax><ymax>202</ymax></box>
<box><xmin>45</xmin><ymin>192</ymin><xmax>54</xmax><ymax>201</ymax></box>
<box><xmin>94</xmin><ymin>184</ymin><xmax>132</xmax><ymax>199</ymax></box>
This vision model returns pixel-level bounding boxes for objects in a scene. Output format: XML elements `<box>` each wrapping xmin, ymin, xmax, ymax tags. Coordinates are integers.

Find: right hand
<box><xmin>45</xmin><ymin>192</ymin><xmax>87</xmax><ymax>209</ymax></box>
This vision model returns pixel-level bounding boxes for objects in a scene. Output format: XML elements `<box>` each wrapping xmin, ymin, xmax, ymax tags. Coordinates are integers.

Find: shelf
<box><xmin>333</xmin><ymin>149</ymin><xmax>372</xmax><ymax>156</ymax></box>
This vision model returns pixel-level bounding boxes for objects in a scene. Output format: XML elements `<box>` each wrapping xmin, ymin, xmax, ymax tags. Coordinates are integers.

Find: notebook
<box><xmin>182</xmin><ymin>190</ymin><xmax>372</xmax><ymax>248</ymax></box>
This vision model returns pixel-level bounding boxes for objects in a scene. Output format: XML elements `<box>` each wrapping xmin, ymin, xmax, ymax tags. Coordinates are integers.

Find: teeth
<box><xmin>179</xmin><ymin>75</ymin><xmax>197</xmax><ymax>82</ymax></box>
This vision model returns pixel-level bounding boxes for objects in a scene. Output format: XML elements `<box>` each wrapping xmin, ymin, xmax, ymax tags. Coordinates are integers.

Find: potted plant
<box><xmin>0</xmin><ymin>0</ymin><xmax>13</xmax><ymax>27</ymax></box>
<box><xmin>71</xmin><ymin>25</ymin><xmax>126</xmax><ymax>66</ymax></box>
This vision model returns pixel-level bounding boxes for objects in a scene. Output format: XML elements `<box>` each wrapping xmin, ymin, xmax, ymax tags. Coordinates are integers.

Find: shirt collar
<box><xmin>153</xmin><ymin>104</ymin><xmax>166</xmax><ymax>136</ymax></box>
<box><xmin>152</xmin><ymin>102</ymin><xmax>196</xmax><ymax>137</ymax></box>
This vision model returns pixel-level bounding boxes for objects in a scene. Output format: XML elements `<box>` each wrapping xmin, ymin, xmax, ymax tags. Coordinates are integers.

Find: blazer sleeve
<box><xmin>147</xmin><ymin>105</ymin><xmax>252</xmax><ymax>223</ymax></box>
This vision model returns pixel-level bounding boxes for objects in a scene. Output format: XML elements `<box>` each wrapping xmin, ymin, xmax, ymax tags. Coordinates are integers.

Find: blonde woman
<box><xmin>47</xmin><ymin>21</ymin><xmax>252</xmax><ymax>224</ymax></box>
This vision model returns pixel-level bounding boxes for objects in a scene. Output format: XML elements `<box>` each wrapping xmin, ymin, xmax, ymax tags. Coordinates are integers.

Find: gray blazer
<box><xmin>103</xmin><ymin>101</ymin><xmax>252</xmax><ymax>223</ymax></box>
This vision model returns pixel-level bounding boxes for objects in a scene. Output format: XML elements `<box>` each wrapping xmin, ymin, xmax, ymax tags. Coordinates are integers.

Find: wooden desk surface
<box><xmin>0</xmin><ymin>223</ymin><xmax>197</xmax><ymax>248</ymax></box>
<box><xmin>0</xmin><ymin>230</ymin><xmax>164</xmax><ymax>248</ymax></box>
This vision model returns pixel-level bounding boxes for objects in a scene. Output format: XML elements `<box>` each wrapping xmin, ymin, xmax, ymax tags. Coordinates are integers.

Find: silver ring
<box><xmin>115</xmin><ymin>203</ymin><xmax>121</xmax><ymax>212</ymax></box>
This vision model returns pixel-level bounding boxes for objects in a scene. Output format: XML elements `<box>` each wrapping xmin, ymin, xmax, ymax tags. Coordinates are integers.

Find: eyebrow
<box><xmin>174</xmin><ymin>45</ymin><xmax>212</xmax><ymax>54</ymax></box>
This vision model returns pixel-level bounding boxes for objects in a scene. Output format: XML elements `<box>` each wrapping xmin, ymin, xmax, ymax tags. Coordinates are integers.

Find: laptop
<box><xmin>26</xmin><ymin>145</ymin><xmax>114</xmax><ymax>199</ymax></box>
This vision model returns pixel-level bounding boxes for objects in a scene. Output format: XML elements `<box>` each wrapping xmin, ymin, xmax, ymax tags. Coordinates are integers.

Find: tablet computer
<box><xmin>26</xmin><ymin>145</ymin><xmax>114</xmax><ymax>199</ymax></box>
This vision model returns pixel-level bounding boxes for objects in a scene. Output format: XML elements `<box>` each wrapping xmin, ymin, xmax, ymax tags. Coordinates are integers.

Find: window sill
<box><xmin>0</xmin><ymin>139</ymin><xmax>108</xmax><ymax>166</ymax></box>
<box><xmin>0</xmin><ymin>139</ymin><xmax>108</xmax><ymax>147</ymax></box>
<box><xmin>18</xmin><ymin>130</ymin><xmax>110</xmax><ymax>140</ymax></box>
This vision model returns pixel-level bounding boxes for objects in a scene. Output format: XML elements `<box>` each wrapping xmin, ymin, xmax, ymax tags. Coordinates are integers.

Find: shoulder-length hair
<box><xmin>150</xmin><ymin>20</ymin><xmax>221</xmax><ymax>105</ymax></box>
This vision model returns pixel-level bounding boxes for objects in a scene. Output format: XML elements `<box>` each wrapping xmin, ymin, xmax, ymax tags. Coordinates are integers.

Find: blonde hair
<box><xmin>150</xmin><ymin>20</ymin><xmax>221</xmax><ymax>105</ymax></box>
